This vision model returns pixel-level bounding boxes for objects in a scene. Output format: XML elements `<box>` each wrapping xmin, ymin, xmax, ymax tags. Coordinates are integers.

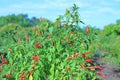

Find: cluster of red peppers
<box><xmin>66</xmin><ymin>52</ymin><xmax>106</xmax><ymax>79</ymax></box>
<box><xmin>81</xmin><ymin>52</ymin><xmax>105</xmax><ymax>78</ymax></box>
<box><xmin>0</xmin><ymin>55</ymin><xmax>11</xmax><ymax>79</ymax></box>
<box><xmin>0</xmin><ymin>54</ymin><xmax>40</xmax><ymax>80</ymax></box>
<box><xmin>20</xmin><ymin>55</ymin><xmax>40</xmax><ymax>80</ymax></box>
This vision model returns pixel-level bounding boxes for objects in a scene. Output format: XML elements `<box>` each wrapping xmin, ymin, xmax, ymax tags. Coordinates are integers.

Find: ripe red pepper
<box><xmin>73</xmin><ymin>53</ymin><xmax>79</xmax><ymax>57</ymax></box>
<box><xmin>86</xmin><ymin>26</ymin><xmax>89</xmax><ymax>35</ymax></box>
<box><xmin>20</xmin><ymin>72</ymin><xmax>25</xmax><ymax>80</ymax></box>
<box><xmin>79</xmin><ymin>63</ymin><xmax>86</xmax><ymax>70</ymax></box>
<box><xmin>34</xmin><ymin>42</ymin><xmax>42</xmax><ymax>48</ymax></box>
<box><xmin>82</xmin><ymin>54</ymin><xmax>86</xmax><ymax>59</ymax></box>
<box><xmin>66</xmin><ymin>56</ymin><xmax>73</xmax><ymax>60</ymax></box>
<box><xmin>84</xmin><ymin>52</ymin><xmax>91</xmax><ymax>55</ymax></box>
<box><xmin>87</xmin><ymin>66</ymin><xmax>104</xmax><ymax>70</ymax></box>
<box><xmin>64</xmin><ymin>37</ymin><xmax>69</xmax><ymax>41</ymax></box>
<box><xmin>66</xmin><ymin>67</ymin><xmax>71</xmax><ymax>71</ymax></box>
<box><xmin>47</xmin><ymin>34</ymin><xmax>51</xmax><ymax>39</ymax></box>
<box><xmin>6</xmin><ymin>74</ymin><xmax>11</xmax><ymax>78</ymax></box>
<box><xmin>95</xmin><ymin>66</ymin><xmax>104</xmax><ymax>70</ymax></box>
<box><xmin>20</xmin><ymin>77</ymin><xmax>25</xmax><ymax>80</ymax></box>
<box><xmin>85</xmin><ymin>59</ymin><xmax>94</xmax><ymax>63</ymax></box>
<box><xmin>1</xmin><ymin>55</ymin><xmax>9</xmax><ymax>65</ymax></box>
<box><xmin>32</xmin><ymin>55</ymin><xmax>40</xmax><ymax>66</ymax></box>
<box><xmin>97</xmin><ymin>72</ymin><xmax>106</xmax><ymax>78</ymax></box>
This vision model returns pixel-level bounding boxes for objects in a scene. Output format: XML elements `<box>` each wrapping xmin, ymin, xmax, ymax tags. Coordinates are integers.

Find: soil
<box><xmin>94</xmin><ymin>53</ymin><xmax>120</xmax><ymax>80</ymax></box>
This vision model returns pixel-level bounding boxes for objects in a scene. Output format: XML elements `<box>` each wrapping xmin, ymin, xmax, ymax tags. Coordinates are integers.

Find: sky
<box><xmin>0</xmin><ymin>0</ymin><xmax>120</xmax><ymax>29</ymax></box>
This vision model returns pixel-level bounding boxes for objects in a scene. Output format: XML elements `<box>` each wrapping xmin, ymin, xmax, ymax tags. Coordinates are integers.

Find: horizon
<box><xmin>0</xmin><ymin>0</ymin><xmax>120</xmax><ymax>29</ymax></box>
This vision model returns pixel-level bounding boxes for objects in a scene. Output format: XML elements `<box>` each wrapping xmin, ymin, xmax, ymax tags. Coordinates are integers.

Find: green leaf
<box><xmin>33</xmin><ymin>70</ymin><xmax>39</xmax><ymax>80</ymax></box>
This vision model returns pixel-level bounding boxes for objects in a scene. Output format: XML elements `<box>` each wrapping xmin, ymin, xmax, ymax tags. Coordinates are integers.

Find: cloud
<box><xmin>0</xmin><ymin>0</ymin><xmax>91</xmax><ymax>19</ymax></box>
<box><xmin>0</xmin><ymin>0</ymin><xmax>92</xmax><ymax>13</ymax></box>
<box><xmin>97</xmin><ymin>7</ymin><xmax>120</xmax><ymax>15</ymax></box>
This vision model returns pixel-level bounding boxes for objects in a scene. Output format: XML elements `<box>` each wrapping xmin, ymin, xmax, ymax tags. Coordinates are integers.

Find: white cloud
<box><xmin>0</xmin><ymin>0</ymin><xmax>91</xmax><ymax>18</ymax></box>
<box><xmin>97</xmin><ymin>7</ymin><xmax>120</xmax><ymax>15</ymax></box>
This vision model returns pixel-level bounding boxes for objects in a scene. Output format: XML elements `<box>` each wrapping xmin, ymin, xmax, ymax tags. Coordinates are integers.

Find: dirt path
<box><xmin>94</xmin><ymin>56</ymin><xmax>120</xmax><ymax>80</ymax></box>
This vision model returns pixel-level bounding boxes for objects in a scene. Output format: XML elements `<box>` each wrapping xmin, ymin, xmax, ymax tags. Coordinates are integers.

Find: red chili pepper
<box><xmin>20</xmin><ymin>72</ymin><xmax>25</xmax><ymax>80</ymax></box>
<box><xmin>85</xmin><ymin>59</ymin><xmax>94</xmax><ymax>63</ymax></box>
<box><xmin>86</xmin><ymin>26</ymin><xmax>89</xmax><ymax>35</ymax></box>
<box><xmin>66</xmin><ymin>56</ymin><xmax>73</xmax><ymax>60</ymax></box>
<box><xmin>20</xmin><ymin>77</ymin><xmax>25</xmax><ymax>80</ymax></box>
<box><xmin>95</xmin><ymin>66</ymin><xmax>104</xmax><ymax>70</ymax></box>
<box><xmin>32</xmin><ymin>55</ymin><xmax>40</xmax><ymax>61</ymax></box>
<box><xmin>47</xmin><ymin>34</ymin><xmax>51</xmax><ymax>39</ymax></box>
<box><xmin>35</xmin><ymin>43</ymin><xmax>40</xmax><ymax>48</ymax></box>
<box><xmin>66</xmin><ymin>67</ymin><xmax>71</xmax><ymax>71</ymax></box>
<box><xmin>32</xmin><ymin>55</ymin><xmax>40</xmax><ymax>66</ymax></box>
<box><xmin>2</xmin><ymin>61</ymin><xmax>9</xmax><ymax>64</ymax></box>
<box><xmin>73</xmin><ymin>53</ymin><xmax>79</xmax><ymax>57</ymax></box>
<box><xmin>97</xmin><ymin>71</ymin><xmax>106</xmax><ymax>78</ymax></box>
<box><xmin>64</xmin><ymin>37</ymin><xmax>69</xmax><ymax>41</ymax></box>
<box><xmin>82</xmin><ymin>52</ymin><xmax>91</xmax><ymax>59</ymax></box>
<box><xmin>79</xmin><ymin>63</ymin><xmax>86</xmax><ymax>70</ymax></box>
<box><xmin>34</xmin><ymin>42</ymin><xmax>42</xmax><ymax>48</ymax></box>
<box><xmin>87</xmin><ymin>66</ymin><xmax>95</xmax><ymax>69</ymax></box>
<box><xmin>84</xmin><ymin>52</ymin><xmax>91</xmax><ymax>55</ymax></box>
<box><xmin>82</xmin><ymin>54</ymin><xmax>86</xmax><ymax>59</ymax></box>
<box><xmin>87</xmin><ymin>66</ymin><xmax>103</xmax><ymax>70</ymax></box>
<box><xmin>1</xmin><ymin>55</ymin><xmax>9</xmax><ymax>64</ymax></box>
<box><xmin>6</xmin><ymin>74</ymin><xmax>11</xmax><ymax>78</ymax></box>
<box><xmin>20</xmin><ymin>71</ymin><xmax>30</xmax><ymax>80</ymax></box>
<box><xmin>20</xmin><ymin>72</ymin><xmax>25</xmax><ymax>78</ymax></box>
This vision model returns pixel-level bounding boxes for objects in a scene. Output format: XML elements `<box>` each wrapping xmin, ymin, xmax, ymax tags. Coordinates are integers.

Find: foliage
<box><xmin>1</xmin><ymin>4</ymin><xmax>120</xmax><ymax>80</ymax></box>
<box><xmin>55</xmin><ymin>4</ymin><xmax>84</xmax><ymax>27</ymax></box>
<box><xmin>0</xmin><ymin>14</ymin><xmax>40</xmax><ymax>27</ymax></box>
<box><xmin>103</xmin><ymin>19</ymin><xmax>120</xmax><ymax>36</ymax></box>
<box><xmin>0</xmin><ymin>4</ymin><xmax>102</xmax><ymax>80</ymax></box>
<box><xmin>96</xmin><ymin>19</ymin><xmax>120</xmax><ymax>66</ymax></box>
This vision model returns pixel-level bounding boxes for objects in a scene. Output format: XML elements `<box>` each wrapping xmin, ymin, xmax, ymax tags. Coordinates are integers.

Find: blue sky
<box><xmin>0</xmin><ymin>0</ymin><xmax>120</xmax><ymax>29</ymax></box>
